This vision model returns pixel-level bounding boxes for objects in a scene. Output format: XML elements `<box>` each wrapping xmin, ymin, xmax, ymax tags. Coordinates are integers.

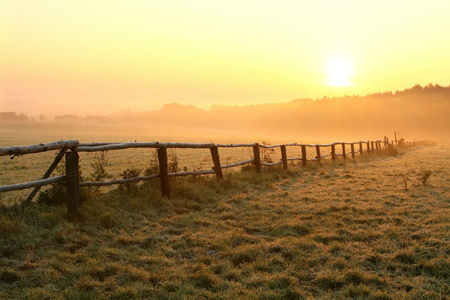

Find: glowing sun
<box><xmin>326</xmin><ymin>58</ymin><xmax>353</xmax><ymax>87</ymax></box>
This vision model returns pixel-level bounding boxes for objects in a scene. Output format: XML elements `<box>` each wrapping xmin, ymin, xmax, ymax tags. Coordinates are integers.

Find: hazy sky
<box><xmin>1</xmin><ymin>0</ymin><xmax>449</xmax><ymax>116</ymax></box>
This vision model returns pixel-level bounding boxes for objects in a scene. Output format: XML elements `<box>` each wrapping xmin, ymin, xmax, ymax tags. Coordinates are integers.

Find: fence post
<box><xmin>359</xmin><ymin>142</ymin><xmax>363</xmax><ymax>156</ymax></box>
<box><xmin>316</xmin><ymin>145</ymin><xmax>321</xmax><ymax>163</ymax></box>
<box><xmin>281</xmin><ymin>145</ymin><xmax>288</xmax><ymax>170</ymax></box>
<box><xmin>350</xmin><ymin>144</ymin><xmax>355</xmax><ymax>158</ymax></box>
<box><xmin>157</xmin><ymin>147</ymin><xmax>170</xmax><ymax>197</ymax></box>
<box><xmin>253</xmin><ymin>144</ymin><xmax>262</xmax><ymax>173</ymax></box>
<box><xmin>331</xmin><ymin>144</ymin><xmax>336</xmax><ymax>161</ymax></box>
<box><xmin>342</xmin><ymin>143</ymin><xmax>346</xmax><ymax>159</ymax></box>
<box><xmin>210</xmin><ymin>146</ymin><xmax>223</xmax><ymax>179</ymax></box>
<box><xmin>367</xmin><ymin>142</ymin><xmax>370</xmax><ymax>154</ymax></box>
<box><xmin>301</xmin><ymin>145</ymin><xmax>307</xmax><ymax>166</ymax></box>
<box><xmin>65</xmin><ymin>151</ymin><xmax>80</xmax><ymax>221</ymax></box>
<box><xmin>371</xmin><ymin>141</ymin><xmax>375</xmax><ymax>153</ymax></box>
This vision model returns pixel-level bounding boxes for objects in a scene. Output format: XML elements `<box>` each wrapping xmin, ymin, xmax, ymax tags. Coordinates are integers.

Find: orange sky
<box><xmin>1</xmin><ymin>0</ymin><xmax>449</xmax><ymax>116</ymax></box>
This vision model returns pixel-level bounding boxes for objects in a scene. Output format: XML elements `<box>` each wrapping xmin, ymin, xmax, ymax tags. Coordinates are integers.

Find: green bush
<box><xmin>119</xmin><ymin>167</ymin><xmax>141</xmax><ymax>193</ymax></box>
<box><xmin>90</xmin><ymin>151</ymin><xmax>109</xmax><ymax>182</ymax></box>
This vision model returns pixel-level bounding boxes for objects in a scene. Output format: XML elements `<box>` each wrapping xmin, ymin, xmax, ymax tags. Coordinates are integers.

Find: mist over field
<box><xmin>1</xmin><ymin>84</ymin><xmax>449</xmax><ymax>144</ymax></box>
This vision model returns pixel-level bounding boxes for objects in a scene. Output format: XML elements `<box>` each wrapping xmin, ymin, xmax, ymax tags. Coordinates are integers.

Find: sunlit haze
<box><xmin>1</xmin><ymin>0</ymin><xmax>449</xmax><ymax>116</ymax></box>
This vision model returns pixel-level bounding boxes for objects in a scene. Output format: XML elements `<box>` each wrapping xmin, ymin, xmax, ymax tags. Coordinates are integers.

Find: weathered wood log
<box><xmin>331</xmin><ymin>144</ymin><xmax>336</xmax><ymax>161</ymax></box>
<box><xmin>0</xmin><ymin>176</ymin><xmax>65</xmax><ymax>193</ymax></box>
<box><xmin>0</xmin><ymin>140</ymin><xmax>78</xmax><ymax>157</ymax></box>
<box><xmin>210</xmin><ymin>146</ymin><xmax>223</xmax><ymax>179</ymax></box>
<box><xmin>65</xmin><ymin>151</ymin><xmax>80</xmax><ymax>221</ymax></box>
<box><xmin>168</xmin><ymin>170</ymin><xmax>216</xmax><ymax>177</ymax></box>
<box><xmin>77</xmin><ymin>142</ymin><xmax>216</xmax><ymax>152</ymax></box>
<box><xmin>222</xmin><ymin>159</ymin><xmax>254</xmax><ymax>169</ymax></box>
<box><xmin>80</xmin><ymin>174</ymin><xmax>159</xmax><ymax>187</ymax></box>
<box><xmin>261</xmin><ymin>161</ymin><xmax>283</xmax><ymax>166</ymax></box>
<box><xmin>216</xmin><ymin>143</ymin><xmax>258</xmax><ymax>148</ymax></box>
<box><xmin>316</xmin><ymin>145</ymin><xmax>321</xmax><ymax>163</ymax></box>
<box><xmin>342</xmin><ymin>143</ymin><xmax>346</xmax><ymax>159</ymax></box>
<box><xmin>22</xmin><ymin>148</ymin><xmax>68</xmax><ymax>207</ymax></box>
<box><xmin>253</xmin><ymin>144</ymin><xmax>262</xmax><ymax>173</ymax></box>
<box><xmin>287</xmin><ymin>157</ymin><xmax>302</xmax><ymax>161</ymax></box>
<box><xmin>301</xmin><ymin>145</ymin><xmax>307</xmax><ymax>166</ymax></box>
<box><xmin>157</xmin><ymin>147</ymin><xmax>170</xmax><ymax>197</ymax></box>
<box><xmin>281</xmin><ymin>145</ymin><xmax>288</xmax><ymax>169</ymax></box>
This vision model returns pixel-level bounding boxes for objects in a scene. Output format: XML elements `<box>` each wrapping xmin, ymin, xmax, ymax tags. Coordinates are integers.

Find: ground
<box><xmin>0</xmin><ymin>145</ymin><xmax>449</xmax><ymax>299</ymax></box>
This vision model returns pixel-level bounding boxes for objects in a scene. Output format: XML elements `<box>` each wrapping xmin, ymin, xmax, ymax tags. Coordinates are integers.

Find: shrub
<box><xmin>119</xmin><ymin>167</ymin><xmax>141</xmax><ymax>193</ymax></box>
<box><xmin>144</xmin><ymin>150</ymin><xmax>159</xmax><ymax>176</ymax></box>
<box><xmin>168</xmin><ymin>149</ymin><xmax>179</xmax><ymax>173</ymax></box>
<box><xmin>259</xmin><ymin>140</ymin><xmax>275</xmax><ymax>163</ymax></box>
<box><xmin>90</xmin><ymin>151</ymin><xmax>109</xmax><ymax>182</ymax></box>
<box><xmin>421</xmin><ymin>169</ymin><xmax>431</xmax><ymax>186</ymax></box>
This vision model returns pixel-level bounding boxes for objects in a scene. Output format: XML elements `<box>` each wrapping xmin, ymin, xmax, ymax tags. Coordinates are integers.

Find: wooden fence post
<box><xmin>157</xmin><ymin>147</ymin><xmax>170</xmax><ymax>197</ymax></box>
<box><xmin>65</xmin><ymin>151</ymin><xmax>80</xmax><ymax>221</ymax></box>
<box><xmin>331</xmin><ymin>144</ymin><xmax>336</xmax><ymax>161</ymax></box>
<box><xmin>342</xmin><ymin>143</ymin><xmax>346</xmax><ymax>159</ymax></box>
<box><xmin>281</xmin><ymin>145</ymin><xmax>288</xmax><ymax>170</ymax></box>
<box><xmin>210</xmin><ymin>146</ymin><xmax>223</xmax><ymax>179</ymax></box>
<box><xmin>301</xmin><ymin>145</ymin><xmax>307</xmax><ymax>166</ymax></box>
<box><xmin>359</xmin><ymin>142</ymin><xmax>363</xmax><ymax>156</ymax></box>
<box><xmin>316</xmin><ymin>145</ymin><xmax>321</xmax><ymax>163</ymax></box>
<box><xmin>253</xmin><ymin>144</ymin><xmax>262</xmax><ymax>173</ymax></box>
<box><xmin>367</xmin><ymin>142</ymin><xmax>370</xmax><ymax>154</ymax></box>
<box><xmin>371</xmin><ymin>141</ymin><xmax>375</xmax><ymax>153</ymax></box>
<box><xmin>351</xmin><ymin>144</ymin><xmax>355</xmax><ymax>158</ymax></box>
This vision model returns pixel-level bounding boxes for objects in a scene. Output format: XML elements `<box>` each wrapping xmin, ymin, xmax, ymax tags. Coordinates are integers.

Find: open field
<box><xmin>1</xmin><ymin>143</ymin><xmax>449</xmax><ymax>299</ymax></box>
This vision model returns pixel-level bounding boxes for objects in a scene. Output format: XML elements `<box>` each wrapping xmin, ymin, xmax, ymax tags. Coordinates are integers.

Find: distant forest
<box><xmin>2</xmin><ymin>84</ymin><xmax>449</xmax><ymax>142</ymax></box>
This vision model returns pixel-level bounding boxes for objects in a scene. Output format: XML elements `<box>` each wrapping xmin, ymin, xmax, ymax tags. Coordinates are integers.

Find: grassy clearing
<box><xmin>1</xmin><ymin>145</ymin><xmax>449</xmax><ymax>299</ymax></box>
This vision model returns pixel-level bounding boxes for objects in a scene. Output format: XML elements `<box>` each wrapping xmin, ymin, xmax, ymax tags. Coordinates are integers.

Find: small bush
<box><xmin>168</xmin><ymin>149</ymin><xmax>179</xmax><ymax>173</ymax></box>
<box><xmin>90</xmin><ymin>151</ymin><xmax>109</xmax><ymax>182</ymax></box>
<box><xmin>89</xmin><ymin>151</ymin><xmax>109</xmax><ymax>195</ymax></box>
<box><xmin>37</xmin><ymin>183</ymin><xmax>66</xmax><ymax>206</ymax></box>
<box><xmin>421</xmin><ymin>169</ymin><xmax>432</xmax><ymax>186</ymax></box>
<box><xmin>144</xmin><ymin>150</ymin><xmax>159</xmax><ymax>177</ymax></box>
<box><xmin>259</xmin><ymin>140</ymin><xmax>275</xmax><ymax>163</ymax></box>
<box><xmin>119</xmin><ymin>167</ymin><xmax>141</xmax><ymax>193</ymax></box>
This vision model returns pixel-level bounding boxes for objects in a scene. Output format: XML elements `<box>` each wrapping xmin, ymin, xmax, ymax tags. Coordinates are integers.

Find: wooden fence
<box><xmin>0</xmin><ymin>138</ymin><xmax>418</xmax><ymax>220</ymax></box>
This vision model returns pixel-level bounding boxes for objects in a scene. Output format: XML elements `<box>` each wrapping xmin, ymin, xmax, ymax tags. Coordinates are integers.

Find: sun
<box><xmin>325</xmin><ymin>58</ymin><xmax>353</xmax><ymax>87</ymax></box>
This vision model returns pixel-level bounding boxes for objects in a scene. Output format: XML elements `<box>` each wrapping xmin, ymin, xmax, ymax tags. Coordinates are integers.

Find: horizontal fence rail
<box><xmin>0</xmin><ymin>140</ymin><xmax>79</xmax><ymax>157</ymax></box>
<box><xmin>0</xmin><ymin>176</ymin><xmax>66</xmax><ymax>193</ymax></box>
<box><xmin>0</xmin><ymin>137</ymin><xmax>422</xmax><ymax>220</ymax></box>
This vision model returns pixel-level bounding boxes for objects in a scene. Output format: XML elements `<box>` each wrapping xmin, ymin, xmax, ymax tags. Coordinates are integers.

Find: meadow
<box><xmin>0</xmin><ymin>134</ymin><xmax>448</xmax><ymax>299</ymax></box>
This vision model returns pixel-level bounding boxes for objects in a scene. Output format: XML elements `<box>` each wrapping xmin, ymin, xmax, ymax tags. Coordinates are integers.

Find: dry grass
<box><xmin>0</xmin><ymin>144</ymin><xmax>449</xmax><ymax>299</ymax></box>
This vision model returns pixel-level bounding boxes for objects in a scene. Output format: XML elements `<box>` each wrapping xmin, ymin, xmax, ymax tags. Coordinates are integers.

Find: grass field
<box><xmin>0</xmin><ymin>143</ymin><xmax>449</xmax><ymax>299</ymax></box>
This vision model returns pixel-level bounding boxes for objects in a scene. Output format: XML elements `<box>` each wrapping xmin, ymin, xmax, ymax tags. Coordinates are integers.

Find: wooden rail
<box><xmin>1</xmin><ymin>137</ymin><xmax>420</xmax><ymax>220</ymax></box>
